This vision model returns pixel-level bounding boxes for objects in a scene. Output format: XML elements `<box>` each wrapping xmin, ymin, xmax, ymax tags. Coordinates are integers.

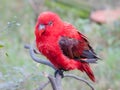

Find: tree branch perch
<box><xmin>24</xmin><ymin>44</ymin><xmax>95</xmax><ymax>90</ymax></box>
<box><xmin>64</xmin><ymin>74</ymin><xmax>95</xmax><ymax>90</ymax></box>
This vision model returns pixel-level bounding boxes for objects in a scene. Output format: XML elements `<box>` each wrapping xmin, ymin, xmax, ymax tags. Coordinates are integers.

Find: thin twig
<box><xmin>36</xmin><ymin>81</ymin><xmax>50</xmax><ymax>90</ymax></box>
<box><xmin>64</xmin><ymin>74</ymin><xmax>95</xmax><ymax>90</ymax></box>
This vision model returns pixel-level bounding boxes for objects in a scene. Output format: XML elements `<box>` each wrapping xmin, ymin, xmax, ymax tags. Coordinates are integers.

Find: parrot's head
<box><xmin>35</xmin><ymin>11</ymin><xmax>63</xmax><ymax>37</ymax></box>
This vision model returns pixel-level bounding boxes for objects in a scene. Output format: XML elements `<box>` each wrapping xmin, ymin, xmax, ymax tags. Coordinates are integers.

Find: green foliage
<box><xmin>45</xmin><ymin>0</ymin><xmax>91</xmax><ymax>18</ymax></box>
<box><xmin>0</xmin><ymin>43</ymin><xmax>4</xmax><ymax>48</ymax></box>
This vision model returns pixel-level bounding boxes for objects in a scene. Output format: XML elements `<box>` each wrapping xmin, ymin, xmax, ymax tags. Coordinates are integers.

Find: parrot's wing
<box><xmin>59</xmin><ymin>35</ymin><xmax>99</xmax><ymax>63</ymax></box>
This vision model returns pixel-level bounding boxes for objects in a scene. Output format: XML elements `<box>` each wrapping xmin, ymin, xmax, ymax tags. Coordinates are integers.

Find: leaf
<box><xmin>5</xmin><ymin>53</ymin><xmax>9</xmax><ymax>57</ymax></box>
<box><xmin>0</xmin><ymin>45</ymin><xmax>4</xmax><ymax>48</ymax></box>
<box><xmin>0</xmin><ymin>41</ymin><xmax>4</xmax><ymax>48</ymax></box>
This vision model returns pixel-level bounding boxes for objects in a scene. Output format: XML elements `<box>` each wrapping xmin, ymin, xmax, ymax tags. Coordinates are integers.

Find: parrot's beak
<box><xmin>39</xmin><ymin>24</ymin><xmax>45</xmax><ymax>30</ymax></box>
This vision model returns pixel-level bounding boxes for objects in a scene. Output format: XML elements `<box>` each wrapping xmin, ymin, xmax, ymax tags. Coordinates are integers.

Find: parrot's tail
<box><xmin>78</xmin><ymin>63</ymin><xmax>95</xmax><ymax>82</ymax></box>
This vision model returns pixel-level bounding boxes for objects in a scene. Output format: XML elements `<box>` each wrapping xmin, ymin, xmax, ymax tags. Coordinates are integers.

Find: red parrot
<box><xmin>35</xmin><ymin>11</ymin><xmax>99</xmax><ymax>82</ymax></box>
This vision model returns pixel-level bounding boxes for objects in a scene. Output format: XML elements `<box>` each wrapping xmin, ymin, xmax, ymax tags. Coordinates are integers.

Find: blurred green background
<box><xmin>0</xmin><ymin>0</ymin><xmax>120</xmax><ymax>90</ymax></box>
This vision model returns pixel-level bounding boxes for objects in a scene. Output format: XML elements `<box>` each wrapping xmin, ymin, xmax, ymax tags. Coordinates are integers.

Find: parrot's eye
<box><xmin>48</xmin><ymin>21</ymin><xmax>53</xmax><ymax>26</ymax></box>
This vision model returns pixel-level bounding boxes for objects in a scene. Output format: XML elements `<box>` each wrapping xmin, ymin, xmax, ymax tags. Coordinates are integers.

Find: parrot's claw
<box><xmin>54</xmin><ymin>69</ymin><xmax>64</xmax><ymax>78</ymax></box>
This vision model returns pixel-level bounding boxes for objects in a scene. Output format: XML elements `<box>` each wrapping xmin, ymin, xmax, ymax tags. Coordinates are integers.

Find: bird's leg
<box><xmin>54</xmin><ymin>69</ymin><xmax>64</xmax><ymax>78</ymax></box>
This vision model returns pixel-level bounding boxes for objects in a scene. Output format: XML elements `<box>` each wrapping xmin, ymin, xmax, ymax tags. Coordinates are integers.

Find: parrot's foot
<box><xmin>54</xmin><ymin>69</ymin><xmax>64</xmax><ymax>78</ymax></box>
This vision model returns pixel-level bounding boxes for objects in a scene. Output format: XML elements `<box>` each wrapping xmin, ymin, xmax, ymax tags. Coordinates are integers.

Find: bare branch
<box><xmin>55</xmin><ymin>73</ymin><xmax>62</xmax><ymax>90</ymax></box>
<box><xmin>64</xmin><ymin>74</ymin><xmax>95</xmax><ymax>90</ymax></box>
<box><xmin>47</xmin><ymin>75</ymin><xmax>58</xmax><ymax>90</ymax></box>
<box><xmin>24</xmin><ymin>44</ymin><xmax>56</xmax><ymax>70</ymax></box>
<box><xmin>36</xmin><ymin>81</ymin><xmax>50</xmax><ymax>90</ymax></box>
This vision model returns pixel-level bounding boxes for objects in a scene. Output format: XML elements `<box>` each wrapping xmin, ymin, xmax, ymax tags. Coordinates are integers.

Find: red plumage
<box><xmin>35</xmin><ymin>11</ymin><xmax>98</xmax><ymax>82</ymax></box>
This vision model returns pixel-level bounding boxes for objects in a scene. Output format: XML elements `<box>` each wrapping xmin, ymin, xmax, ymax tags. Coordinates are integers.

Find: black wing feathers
<box><xmin>59</xmin><ymin>36</ymin><xmax>99</xmax><ymax>63</ymax></box>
